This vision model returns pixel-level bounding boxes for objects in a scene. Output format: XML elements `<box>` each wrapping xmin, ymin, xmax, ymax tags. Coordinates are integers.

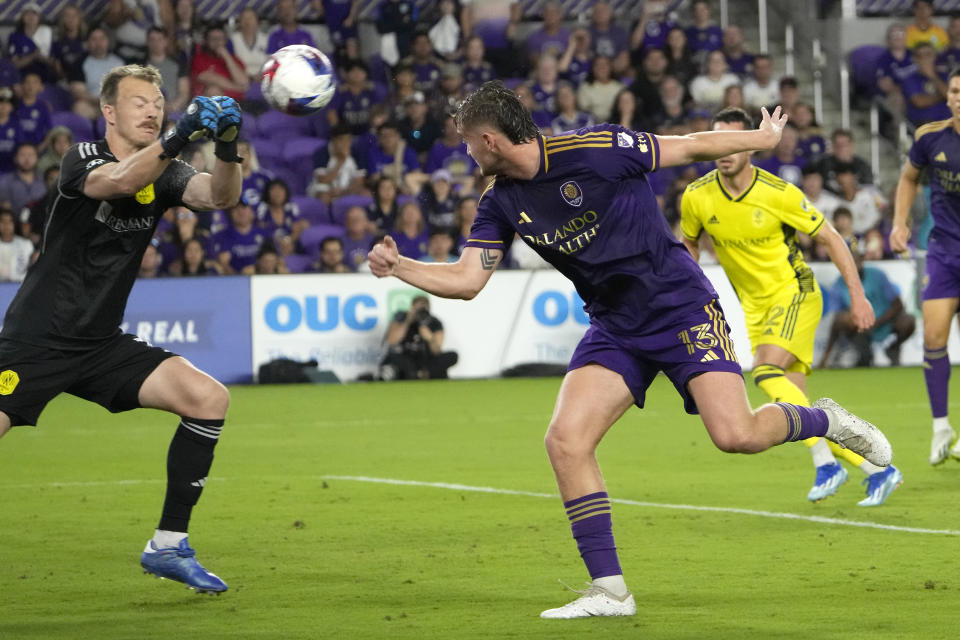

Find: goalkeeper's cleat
<box><xmin>540</xmin><ymin>582</ymin><xmax>636</xmax><ymax>619</ymax></box>
<box><xmin>930</xmin><ymin>428</ymin><xmax>956</xmax><ymax>465</ymax></box>
<box><xmin>140</xmin><ymin>538</ymin><xmax>227</xmax><ymax>594</ymax></box>
<box><xmin>814</xmin><ymin>398</ymin><xmax>892</xmax><ymax>467</ymax></box>
<box><xmin>807</xmin><ymin>463</ymin><xmax>849</xmax><ymax>502</ymax></box>
<box><xmin>857</xmin><ymin>465</ymin><xmax>903</xmax><ymax>507</ymax></box>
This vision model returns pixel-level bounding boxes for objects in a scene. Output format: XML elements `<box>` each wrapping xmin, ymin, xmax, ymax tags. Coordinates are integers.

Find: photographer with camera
<box><xmin>378</xmin><ymin>295</ymin><xmax>458</xmax><ymax>380</ymax></box>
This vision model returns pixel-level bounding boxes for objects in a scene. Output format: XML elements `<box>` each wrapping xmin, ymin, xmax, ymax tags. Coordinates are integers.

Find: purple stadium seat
<box><xmin>283</xmin><ymin>137</ymin><xmax>327</xmax><ymax>172</ymax></box>
<box><xmin>331</xmin><ymin>194</ymin><xmax>374</xmax><ymax>224</ymax></box>
<box><xmin>291</xmin><ymin>195</ymin><xmax>330</xmax><ymax>225</ymax></box>
<box><xmin>242</xmin><ymin>113</ymin><xmax>259</xmax><ymax>138</ymax></box>
<box><xmin>39</xmin><ymin>84</ymin><xmax>72</xmax><ymax>112</ymax></box>
<box><xmin>51</xmin><ymin>111</ymin><xmax>94</xmax><ymax>142</ymax></box>
<box><xmin>251</xmin><ymin>137</ymin><xmax>285</xmax><ymax>172</ymax></box>
<box><xmin>257</xmin><ymin>110</ymin><xmax>313</xmax><ymax>140</ymax></box>
<box><xmin>849</xmin><ymin>45</ymin><xmax>887</xmax><ymax>98</ymax></box>
<box><xmin>284</xmin><ymin>253</ymin><xmax>315</xmax><ymax>273</ymax></box>
<box><xmin>299</xmin><ymin>223</ymin><xmax>345</xmax><ymax>258</ymax></box>
<box><xmin>273</xmin><ymin>166</ymin><xmax>307</xmax><ymax>197</ymax></box>
<box><xmin>308</xmin><ymin>112</ymin><xmax>331</xmax><ymax>139</ymax></box>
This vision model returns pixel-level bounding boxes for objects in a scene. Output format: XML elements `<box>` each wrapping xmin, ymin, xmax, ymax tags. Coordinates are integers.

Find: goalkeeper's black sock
<box><xmin>157</xmin><ymin>418</ymin><xmax>223</xmax><ymax>533</ymax></box>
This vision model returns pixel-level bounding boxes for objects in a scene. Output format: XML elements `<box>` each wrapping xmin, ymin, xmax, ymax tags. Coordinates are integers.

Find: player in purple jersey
<box><xmin>891</xmin><ymin>68</ymin><xmax>960</xmax><ymax>464</ymax></box>
<box><xmin>369</xmin><ymin>81</ymin><xmax>893</xmax><ymax>619</ymax></box>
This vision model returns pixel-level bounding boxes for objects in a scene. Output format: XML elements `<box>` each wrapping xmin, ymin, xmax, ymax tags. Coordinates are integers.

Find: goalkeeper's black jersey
<box><xmin>1</xmin><ymin>139</ymin><xmax>196</xmax><ymax>348</ymax></box>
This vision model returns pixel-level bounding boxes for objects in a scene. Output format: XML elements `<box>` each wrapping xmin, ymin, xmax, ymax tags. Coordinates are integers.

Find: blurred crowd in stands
<box><xmin>0</xmin><ymin>0</ymin><xmax>949</xmax><ymax>283</ymax></box>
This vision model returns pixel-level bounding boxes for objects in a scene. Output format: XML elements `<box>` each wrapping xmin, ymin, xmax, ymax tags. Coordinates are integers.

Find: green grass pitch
<box><xmin>1</xmin><ymin>367</ymin><xmax>957</xmax><ymax>639</ymax></box>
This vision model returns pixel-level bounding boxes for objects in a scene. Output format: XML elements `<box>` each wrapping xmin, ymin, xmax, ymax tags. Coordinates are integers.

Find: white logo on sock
<box><xmin>190</xmin><ymin>477</ymin><xmax>207</xmax><ymax>488</ymax></box>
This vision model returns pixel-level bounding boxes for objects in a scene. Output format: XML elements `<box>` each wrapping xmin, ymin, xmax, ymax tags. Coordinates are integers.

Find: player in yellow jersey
<box><xmin>681</xmin><ymin>108</ymin><xmax>903</xmax><ymax>506</ymax></box>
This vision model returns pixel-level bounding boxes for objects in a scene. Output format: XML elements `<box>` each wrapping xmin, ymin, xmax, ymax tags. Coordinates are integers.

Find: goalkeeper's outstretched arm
<box><xmin>368</xmin><ymin>235</ymin><xmax>503</xmax><ymax>300</ymax></box>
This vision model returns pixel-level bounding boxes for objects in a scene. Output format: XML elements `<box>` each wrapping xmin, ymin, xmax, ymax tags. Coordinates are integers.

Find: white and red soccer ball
<box><xmin>260</xmin><ymin>45</ymin><xmax>337</xmax><ymax>116</ymax></box>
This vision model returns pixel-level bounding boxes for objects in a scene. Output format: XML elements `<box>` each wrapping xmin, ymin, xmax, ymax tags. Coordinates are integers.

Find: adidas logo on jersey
<box><xmin>708</xmin><ymin>215</ymin><xmax>720</xmax><ymax>224</ymax></box>
<box><xmin>700</xmin><ymin>350</ymin><xmax>719</xmax><ymax>362</ymax></box>
<box><xmin>935</xmin><ymin>151</ymin><xmax>948</xmax><ymax>162</ymax></box>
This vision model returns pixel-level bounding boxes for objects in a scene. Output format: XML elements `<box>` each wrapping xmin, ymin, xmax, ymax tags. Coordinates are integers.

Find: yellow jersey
<box><xmin>680</xmin><ymin>167</ymin><xmax>825</xmax><ymax>306</ymax></box>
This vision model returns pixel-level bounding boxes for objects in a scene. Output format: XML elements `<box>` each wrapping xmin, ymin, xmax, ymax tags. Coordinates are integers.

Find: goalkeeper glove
<box><xmin>160</xmin><ymin>96</ymin><xmax>219</xmax><ymax>159</ymax></box>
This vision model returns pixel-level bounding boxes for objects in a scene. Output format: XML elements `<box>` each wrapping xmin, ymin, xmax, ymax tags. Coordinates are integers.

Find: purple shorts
<box><xmin>923</xmin><ymin>247</ymin><xmax>960</xmax><ymax>301</ymax></box>
<box><xmin>568</xmin><ymin>300</ymin><xmax>742</xmax><ymax>414</ymax></box>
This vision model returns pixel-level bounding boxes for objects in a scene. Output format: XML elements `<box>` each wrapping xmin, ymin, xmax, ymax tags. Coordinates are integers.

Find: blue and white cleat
<box><xmin>807</xmin><ymin>463</ymin><xmax>849</xmax><ymax>502</ymax></box>
<box><xmin>857</xmin><ymin>465</ymin><xmax>903</xmax><ymax>507</ymax></box>
<box><xmin>140</xmin><ymin>538</ymin><xmax>228</xmax><ymax>594</ymax></box>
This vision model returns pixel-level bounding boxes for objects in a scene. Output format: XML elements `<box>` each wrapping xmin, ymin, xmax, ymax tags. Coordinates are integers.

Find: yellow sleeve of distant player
<box><xmin>679</xmin><ymin>188</ymin><xmax>703</xmax><ymax>242</ymax></box>
<box><xmin>774</xmin><ymin>183</ymin><xmax>826</xmax><ymax>237</ymax></box>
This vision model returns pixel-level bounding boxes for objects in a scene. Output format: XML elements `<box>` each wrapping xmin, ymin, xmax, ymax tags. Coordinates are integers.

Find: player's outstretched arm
<box><xmin>369</xmin><ymin>236</ymin><xmax>502</xmax><ymax>300</ymax></box>
<box><xmin>83</xmin><ymin>97</ymin><xmax>220</xmax><ymax>200</ymax></box>
<box><xmin>814</xmin><ymin>222</ymin><xmax>875</xmax><ymax>331</ymax></box>
<box><xmin>183</xmin><ymin>97</ymin><xmax>244</xmax><ymax>210</ymax></box>
<box><xmin>656</xmin><ymin>106</ymin><xmax>788</xmax><ymax>168</ymax></box>
<box><xmin>890</xmin><ymin>159</ymin><xmax>921</xmax><ymax>253</ymax></box>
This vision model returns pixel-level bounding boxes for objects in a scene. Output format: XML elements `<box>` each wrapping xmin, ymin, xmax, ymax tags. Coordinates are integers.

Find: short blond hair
<box><xmin>99</xmin><ymin>64</ymin><xmax>163</xmax><ymax>107</ymax></box>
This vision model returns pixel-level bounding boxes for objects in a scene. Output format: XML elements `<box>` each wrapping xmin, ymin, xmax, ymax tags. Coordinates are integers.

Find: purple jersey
<box><xmin>526</xmin><ymin>28</ymin><xmax>570</xmax><ymax>60</ymax></box>
<box><xmin>900</xmin><ymin>72</ymin><xmax>951</xmax><ymax>126</ymax></box>
<box><xmin>936</xmin><ymin>47</ymin><xmax>960</xmax><ymax>77</ymax></box>
<box><xmin>266</xmin><ymin>27</ymin><xmax>315</xmax><ymax>54</ymax></box>
<box><xmin>343</xmin><ymin>232</ymin><xmax>373</xmax><ymax>270</ymax></box>
<box><xmin>591</xmin><ymin>25</ymin><xmax>630</xmax><ymax>59</ymax></box>
<box><xmin>755</xmin><ymin>156</ymin><xmax>804</xmax><ymax>187</ymax></box>
<box><xmin>256</xmin><ymin>202</ymin><xmax>301</xmax><ymax>239</ymax></box>
<box><xmin>366</xmin><ymin>144</ymin><xmax>421</xmax><ymax>175</ymax></box>
<box><xmin>242</xmin><ymin>169</ymin><xmax>273</xmax><ymax>208</ymax></box>
<box><xmin>0</xmin><ymin>118</ymin><xmax>23</xmax><ymax>172</ymax></box>
<box><xmin>465</xmin><ymin>125</ymin><xmax>718</xmax><ymax>335</ymax></box>
<box><xmin>876</xmin><ymin>50</ymin><xmax>915</xmax><ymax>86</ymax></box>
<box><xmin>725</xmin><ymin>52</ymin><xmax>755</xmax><ymax>77</ymax></box>
<box><xmin>796</xmin><ymin>133</ymin><xmax>826</xmax><ymax>162</ymax></box>
<box><xmin>394</xmin><ymin>230</ymin><xmax>428</xmax><ymax>258</ymax></box>
<box><xmin>909</xmin><ymin>119</ymin><xmax>960</xmax><ymax>254</ymax></box>
<box><xmin>210</xmin><ymin>226</ymin><xmax>265</xmax><ymax>272</ymax></box>
<box><xmin>686</xmin><ymin>25</ymin><xmax>723</xmax><ymax>53</ymax></box>
<box><xmin>563</xmin><ymin>56</ymin><xmax>591</xmax><ymax>88</ymax></box>
<box><xmin>7</xmin><ymin>30</ymin><xmax>48</xmax><ymax>80</ymax></box>
<box><xmin>551</xmin><ymin>111</ymin><xmax>595</xmax><ymax>134</ymax></box>
<box><xmin>51</xmin><ymin>36</ymin><xmax>86</xmax><ymax>80</ymax></box>
<box><xmin>638</xmin><ymin>19</ymin><xmax>676</xmax><ymax>53</ymax></box>
<box><xmin>425</xmin><ymin>140</ymin><xmax>476</xmax><ymax>175</ymax></box>
<box><xmin>530</xmin><ymin>82</ymin><xmax>557</xmax><ymax>113</ymax></box>
<box><xmin>331</xmin><ymin>87</ymin><xmax>379</xmax><ymax>134</ymax></box>
<box><xmin>410</xmin><ymin>60</ymin><xmax>441</xmax><ymax>93</ymax></box>
<box><xmin>13</xmin><ymin>99</ymin><xmax>51</xmax><ymax>146</ymax></box>
<box><xmin>462</xmin><ymin>61</ymin><xmax>495</xmax><ymax>91</ymax></box>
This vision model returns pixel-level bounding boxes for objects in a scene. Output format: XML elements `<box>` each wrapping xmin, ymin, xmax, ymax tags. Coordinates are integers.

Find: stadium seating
<box><xmin>331</xmin><ymin>194</ymin><xmax>374</xmax><ymax>224</ymax></box>
<box><xmin>284</xmin><ymin>253</ymin><xmax>315</xmax><ymax>273</ymax></box>
<box><xmin>39</xmin><ymin>84</ymin><xmax>73</xmax><ymax>113</ymax></box>
<box><xmin>257</xmin><ymin>110</ymin><xmax>314</xmax><ymax>140</ymax></box>
<box><xmin>299</xmin><ymin>223</ymin><xmax>346</xmax><ymax>258</ymax></box>
<box><xmin>291</xmin><ymin>195</ymin><xmax>330</xmax><ymax>225</ymax></box>
<box><xmin>283</xmin><ymin>137</ymin><xmax>327</xmax><ymax>173</ymax></box>
<box><xmin>51</xmin><ymin>111</ymin><xmax>94</xmax><ymax>142</ymax></box>
<box><xmin>848</xmin><ymin>44</ymin><xmax>887</xmax><ymax>101</ymax></box>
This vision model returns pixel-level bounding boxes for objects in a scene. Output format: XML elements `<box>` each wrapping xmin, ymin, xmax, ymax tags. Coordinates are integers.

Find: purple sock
<box><xmin>565</xmin><ymin>491</ymin><xmax>621</xmax><ymax>579</ymax></box>
<box><xmin>775</xmin><ymin>402</ymin><xmax>829</xmax><ymax>443</ymax></box>
<box><xmin>924</xmin><ymin>347</ymin><xmax>950</xmax><ymax>419</ymax></box>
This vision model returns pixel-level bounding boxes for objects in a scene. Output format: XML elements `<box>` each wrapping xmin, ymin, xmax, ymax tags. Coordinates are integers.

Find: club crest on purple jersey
<box><xmin>617</xmin><ymin>131</ymin><xmax>634</xmax><ymax>148</ymax></box>
<box><xmin>561</xmin><ymin>181</ymin><xmax>583</xmax><ymax>207</ymax></box>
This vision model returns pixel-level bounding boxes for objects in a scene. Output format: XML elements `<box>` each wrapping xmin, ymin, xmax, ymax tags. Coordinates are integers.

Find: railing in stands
<box><xmin>758</xmin><ymin>0</ymin><xmax>768</xmax><ymax>54</ymax></box>
<box><xmin>870</xmin><ymin>102</ymin><xmax>881</xmax><ymax>180</ymax></box>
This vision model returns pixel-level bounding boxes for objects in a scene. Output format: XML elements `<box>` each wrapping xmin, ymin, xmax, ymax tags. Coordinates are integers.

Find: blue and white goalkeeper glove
<box><xmin>211</xmin><ymin>96</ymin><xmax>243</xmax><ymax>163</ymax></box>
<box><xmin>160</xmin><ymin>96</ymin><xmax>219</xmax><ymax>159</ymax></box>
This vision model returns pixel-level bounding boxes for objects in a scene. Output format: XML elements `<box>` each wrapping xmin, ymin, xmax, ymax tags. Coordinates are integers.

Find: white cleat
<box><xmin>814</xmin><ymin>398</ymin><xmax>892</xmax><ymax>468</ymax></box>
<box><xmin>950</xmin><ymin>436</ymin><xmax>960</xmax><ymax>460</ymax></box>
<box><xmin>540</xmin><ymin>582</ymin><xmax>636</xmax><ymax>619</ymax></box>
<box><xmin>931</xmin><ymin>428</ymin><xmax>956</xmax><ymax>465</ymax></box>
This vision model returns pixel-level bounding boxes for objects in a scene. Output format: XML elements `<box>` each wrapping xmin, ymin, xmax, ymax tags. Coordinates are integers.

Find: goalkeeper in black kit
<box><xmin>0</xmin><ymin>64</ymin><xmax>243</xmax><ymax>594</ymax></box>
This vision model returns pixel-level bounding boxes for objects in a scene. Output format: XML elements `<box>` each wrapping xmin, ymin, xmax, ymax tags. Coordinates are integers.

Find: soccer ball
<box><xmin>260</xmin><ymin>45</ymin><xmax>337</xmax><ymax>116</ymax></box>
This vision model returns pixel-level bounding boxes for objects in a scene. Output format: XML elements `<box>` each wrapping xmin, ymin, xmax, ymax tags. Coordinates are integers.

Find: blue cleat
<box><xmin>807</xmin><ymin>463</ymin><xmax>849</xmax><ymax>502</ymax></box>
<box><xmin>857</xmin><ymin>465</ymin><xmax>903</xmax><ymax>507</ymax></box>
<box><xmin>140</xmin><ymin>538</ymin><xmax>228</xmax><ymax>594</ymax></box>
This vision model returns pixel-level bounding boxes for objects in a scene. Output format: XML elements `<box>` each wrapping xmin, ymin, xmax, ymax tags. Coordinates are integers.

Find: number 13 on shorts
<box><xmin>676</xmin><ymin>303</ymin><xmax>738</xmax><ymax>363</ymax></box>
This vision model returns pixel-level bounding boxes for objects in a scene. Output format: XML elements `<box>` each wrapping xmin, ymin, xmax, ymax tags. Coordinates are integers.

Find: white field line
<box><xmin>321</xmin><ymin>474</ymin><xmax>960</xmax><ymax>537</ymax></box>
